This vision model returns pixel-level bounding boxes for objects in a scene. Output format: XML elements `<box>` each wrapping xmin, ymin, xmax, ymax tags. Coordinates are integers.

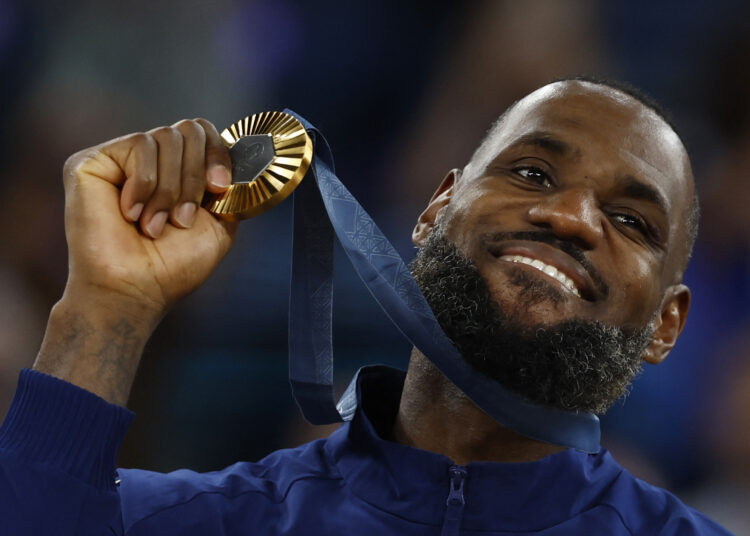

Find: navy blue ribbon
<box><xmin>286</xmin><ymin>109</ymin><xmax>600</xmax><ymax>453</ymax></box>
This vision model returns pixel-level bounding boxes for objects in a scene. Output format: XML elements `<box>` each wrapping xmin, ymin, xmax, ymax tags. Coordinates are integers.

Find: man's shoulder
<box><xmin>117</xmin><ymin>434</ymin><xmax>344</xmax><ymax>533</ymax></box>
<box><xmin>597</xmin><ymin>457</ymin><xmax>732</xmax><ymax>535</ymax></box>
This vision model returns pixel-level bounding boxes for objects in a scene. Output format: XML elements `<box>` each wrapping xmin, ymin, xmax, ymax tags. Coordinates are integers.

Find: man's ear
<box><xmin>642</xmin><ymin>284</ymin><xmax>691</xmax><ymax>365</ymax></box>
<box><xmin>412</xmin><ymin>169</ymin><xmax>459</xmax><ymax>247</ymax></box>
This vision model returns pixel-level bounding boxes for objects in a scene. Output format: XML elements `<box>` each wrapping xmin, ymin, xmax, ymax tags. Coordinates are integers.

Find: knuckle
<box><xmin>129</xmin><ymin>132</ymin><xmax>152</xmax><ymax>146</ymax></box>
<box><xmin>62</xmin><ymin>151</ymin><xmax>84</xmax><ymax>177</ymax></box>
<box><xmin>135</xmin><ymin>172</ymin><xmax>157</xmax><ymax>189</ymax></box>
<box><xmin>62</xmin><ymin>153</ymin><xmax>83</xmax><ymax>186</ymax></box>
<box><xmin>62</xmin><ymin>147</ymin><xmax>100</xmax><ymax>186</ymax></box>
<box><xmin>173</xmin><ymin>119</ymin><xmax>196</xmax><ymax>131</ymax></box>
<box><xmin>175</xmin><ymin>120</ymin><xmax>205</xmax><ymax>141</ymax></box>
<box><xmin>194</xmin><ymin>117</ymin><xmax>220</xmax><ymax>136</ymax></box>
<box><xmin>148</xmin><ymin>125</ymin><xmax>171</xmax><ymax>136</ymax></box>
<box><xmin>130</xmin><ymin>132</ymin><xmax>157</xmax><ymax>153</ymax></box>
<box><xmin>149</xmin><ymin>126</ymin><xmax>181</xmax><ymax>144</ymax></box>
<box><xmin>129</xmin><ymin>131</ymin><xmax>148</xmax><ymax>142</ymax></box>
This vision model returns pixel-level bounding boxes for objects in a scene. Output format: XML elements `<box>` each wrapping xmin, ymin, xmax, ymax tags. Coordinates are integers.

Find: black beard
<box><xmin>410</xmin><ymin>227</ymin><xmax>652</xmax><ymax>415</ymax></box>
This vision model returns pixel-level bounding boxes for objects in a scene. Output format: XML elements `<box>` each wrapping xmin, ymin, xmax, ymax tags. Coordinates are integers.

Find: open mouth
<box><xmin>487</xmin><ymin>240</ymin><xmax>600</xmax><ymax>302</ymax></box>
<box><xmin>498</xmin><ymin>254</ymin><xmax>581</xmax><ymax>298</ymax></box>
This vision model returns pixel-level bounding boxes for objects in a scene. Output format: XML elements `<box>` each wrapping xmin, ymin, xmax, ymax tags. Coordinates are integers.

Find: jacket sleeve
<box><xmin>0</xmin><ymin>369</ymin><xmax>134</xmax><ymax>536</ymax></box>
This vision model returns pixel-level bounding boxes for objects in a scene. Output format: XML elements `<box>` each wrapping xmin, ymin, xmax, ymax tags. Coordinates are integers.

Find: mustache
<box><xmin>482</xmin><ymin>230</ymin><xmax>609</xmax><ymax>298</ymax></box>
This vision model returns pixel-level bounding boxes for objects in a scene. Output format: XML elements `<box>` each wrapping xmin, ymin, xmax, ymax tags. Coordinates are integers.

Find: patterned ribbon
<box><xmin>285</xmin><ymin>110</ymin><xmax>600</xmax><ymax>453</ymax></box>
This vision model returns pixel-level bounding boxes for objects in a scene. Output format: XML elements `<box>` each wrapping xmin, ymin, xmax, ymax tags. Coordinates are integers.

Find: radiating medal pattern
<box><xmin>204</xmin><ymin>111</ymin><xmax>313</xmax><ymax>219</ymax></box>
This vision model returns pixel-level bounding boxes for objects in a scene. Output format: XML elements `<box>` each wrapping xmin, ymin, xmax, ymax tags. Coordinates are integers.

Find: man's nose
<box><xmin>526</xmin><ymin>188</ymin><xmax>603</xmax><ymax>249</ymax></box>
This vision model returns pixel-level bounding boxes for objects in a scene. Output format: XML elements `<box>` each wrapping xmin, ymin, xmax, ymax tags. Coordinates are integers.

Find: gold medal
<box><xmin>204</xmin><ymin>111</ymin><xmax>313</xmax><ymax>220</ymax></box>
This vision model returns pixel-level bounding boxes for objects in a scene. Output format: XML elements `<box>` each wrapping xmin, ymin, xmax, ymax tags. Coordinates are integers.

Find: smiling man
<box><xmin>399</xmin><ymin>79</ymin><xmax>696</xmax><ymax>466</ymax></box>
<box><xmin>0</xmin><ymin>79</ymin><xmax>731</xmax><ymax>535</ymax></box>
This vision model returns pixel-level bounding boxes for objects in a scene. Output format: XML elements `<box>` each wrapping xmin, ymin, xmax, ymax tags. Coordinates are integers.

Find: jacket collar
<box><xmin>325</xmin><ymin>366</ymin><xmax>624</xmax><ymax>532</ymax></box>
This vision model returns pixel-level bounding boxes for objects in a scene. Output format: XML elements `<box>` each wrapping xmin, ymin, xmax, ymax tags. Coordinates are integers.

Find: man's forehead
<box><xmin>504</xmin><ymin>84</ymin><xmax>680</xmax><ymax>157</ymax></box>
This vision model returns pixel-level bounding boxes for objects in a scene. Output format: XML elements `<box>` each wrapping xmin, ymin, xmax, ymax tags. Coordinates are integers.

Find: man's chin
<box><xmin>411</xmin><ymin>228</ymin><xmax>652</xmax><ymax>415</ymax></box>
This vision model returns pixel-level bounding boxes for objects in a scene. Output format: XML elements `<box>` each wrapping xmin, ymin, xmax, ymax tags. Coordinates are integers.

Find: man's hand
<box><xmin>64</xmin><ymin>118</ymin><xmax>237</xmax><ymax>313</ymax></box>
<box><xmin>34</xmin><ymin>119</ymin><xmax>239</xmax><ymax>405</ymax></box>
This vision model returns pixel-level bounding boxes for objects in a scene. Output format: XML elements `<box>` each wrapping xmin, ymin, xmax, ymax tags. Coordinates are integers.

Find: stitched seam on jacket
<box><xmin>343</xmin><ymin>490</ymin><xmax>637</xmax><ymax>533</ymax></box>
<box><xmin>125</xmin><ymin>474</ymin><xmax>342</xmax><ymax>533</ymax></box>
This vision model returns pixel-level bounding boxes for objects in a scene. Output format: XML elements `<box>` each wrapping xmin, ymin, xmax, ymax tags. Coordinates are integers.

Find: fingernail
<box><xmin>208</xmin><ymin>165</ymin><xmax>231</xmax><ymax>188</ymax></box>
<box><xmin>127</xmin><ymin>203</ymin><xmax>144</xmax><ymax>221</ymax></box>
<box><xmin>145</xmin><ymin>211</ymin><xmax>168</xmax><ymax>238</ymax></box>
<box><xmin>175</xmin><ymin>202</ymin><xmax>197</xmax><ymax>228</ymax></box>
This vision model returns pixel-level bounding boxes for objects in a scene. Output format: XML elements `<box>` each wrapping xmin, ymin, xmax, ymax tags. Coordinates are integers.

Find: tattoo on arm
<box><xmin>34</xmin><ymin>306</ymin><xmax>150</xmax><ymax>406</ymax></box>
<box><xmin>93</xmin><ymin>319</ymin><xmax>141</xmax><ymax>405</ymax></box>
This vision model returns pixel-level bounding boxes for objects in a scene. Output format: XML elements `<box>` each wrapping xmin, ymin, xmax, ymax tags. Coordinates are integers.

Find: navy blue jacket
<box><xmin>0</xmin><ymin>366</ymin><xmax>731</xmax><ymax>535</ymax></box>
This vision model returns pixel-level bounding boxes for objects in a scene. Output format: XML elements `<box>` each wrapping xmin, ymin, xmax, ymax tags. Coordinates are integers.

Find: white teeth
<box><xmin>499</xmin><ymin>255</ymin><xmax>581</xmax><ymax>298</ymax></box>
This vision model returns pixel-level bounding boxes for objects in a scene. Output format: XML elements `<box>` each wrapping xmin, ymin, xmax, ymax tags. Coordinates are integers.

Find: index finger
<box><xmin>194</xmin><ymin>118</ymin><xmax>232</xmax><ymax>194</ymax></box>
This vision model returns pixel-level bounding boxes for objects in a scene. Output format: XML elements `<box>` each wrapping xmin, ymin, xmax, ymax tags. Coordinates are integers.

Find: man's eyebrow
<box><xmin>618</xmin><ymin>175</ymin><xmax>669</xmax><ymax>216</ymax></box>
<box><xmin>506</xmin><ymin>131</ymin><xmax>581</xmax><ymax>159</ymax></box>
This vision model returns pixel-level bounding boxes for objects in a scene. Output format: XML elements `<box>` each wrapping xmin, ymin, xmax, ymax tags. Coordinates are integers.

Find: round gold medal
<box><xmin>204</xmin><ymin>111</ymin><xmax>313</xmax><ymax>220</ymax></box>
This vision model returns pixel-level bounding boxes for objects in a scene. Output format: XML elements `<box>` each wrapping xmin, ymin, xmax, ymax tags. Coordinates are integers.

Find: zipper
<box><xmin>440</xmin><ymin>465</ymin><xmax>467</xmax><ymax>536</ymax></box>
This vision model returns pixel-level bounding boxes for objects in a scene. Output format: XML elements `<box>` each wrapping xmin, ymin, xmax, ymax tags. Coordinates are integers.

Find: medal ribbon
<box><xmin>285</xmin><ymin>110</ymin><xmax>600</xmax><ymax>453</ymax></box>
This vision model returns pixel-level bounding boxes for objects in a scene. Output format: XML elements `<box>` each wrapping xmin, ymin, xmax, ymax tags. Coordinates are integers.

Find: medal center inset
<box><xmin>230</xmin><ymin>134</ymin><xmax>276</xmax><ymax>183</ymax></box>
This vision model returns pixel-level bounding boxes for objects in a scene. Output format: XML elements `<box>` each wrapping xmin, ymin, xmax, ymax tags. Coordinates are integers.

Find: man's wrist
<box><xmin>32</xmin><ymin>289</ymin><xmax>161</xmax><ymax>406</ymax></box>
<box><xmin>61</xmin><ymin>278</ymin><xmax>168</xmax><ymax>327</ymax></box>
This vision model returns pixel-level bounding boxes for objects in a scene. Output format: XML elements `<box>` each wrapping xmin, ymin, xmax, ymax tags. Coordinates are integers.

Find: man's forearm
<box><xmin>33</xmin><ymin>292</ymin><xmax>159</xmax><ymax>406</ymax></box>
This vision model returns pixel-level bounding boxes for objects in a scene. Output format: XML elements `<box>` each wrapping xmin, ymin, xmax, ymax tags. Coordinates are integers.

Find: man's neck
<box><xmin>391</xmin><ymin>349</ymin><xmax>565</xmax><ymax>465</ymax></box>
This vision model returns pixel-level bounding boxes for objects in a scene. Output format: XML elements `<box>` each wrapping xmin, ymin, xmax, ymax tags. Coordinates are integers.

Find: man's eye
<box><xmin>612</xmin><ymin>213</ymin><xmax>649</xmax><ymax>235</ymax></box>
<box><xmin>513</xmin><ymin>166</ymin><xmax>552</xmax><ymax>188</ymax></box>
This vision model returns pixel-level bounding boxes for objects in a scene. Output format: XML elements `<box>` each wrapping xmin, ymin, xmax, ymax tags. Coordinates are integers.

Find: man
<box><xmin>0</xmin><ymin>79</ymin><xmax>731</xmax><ymax>534</ymax></box>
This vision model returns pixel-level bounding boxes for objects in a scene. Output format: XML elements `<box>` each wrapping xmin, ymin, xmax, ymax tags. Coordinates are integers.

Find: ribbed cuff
<box><xmin>0</xmin><ymin>368</ymin><xmax>135</xmax><ymax>491</ymax></box>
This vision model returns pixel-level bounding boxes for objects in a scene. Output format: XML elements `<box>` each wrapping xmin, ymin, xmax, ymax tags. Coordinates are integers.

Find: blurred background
<box><xmin>0</xmin><ymin>0</ymin><xmax>748</xmax><ymax>531</ymax></box>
